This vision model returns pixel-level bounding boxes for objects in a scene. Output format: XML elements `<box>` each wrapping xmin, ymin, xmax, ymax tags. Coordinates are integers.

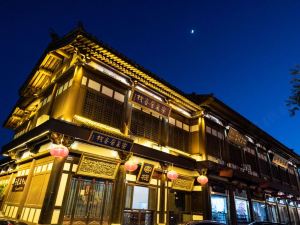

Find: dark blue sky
<box><xmin>0</xmin><ymin>0</ymin><xmax>299</xmax><ymax>154</ymax></box>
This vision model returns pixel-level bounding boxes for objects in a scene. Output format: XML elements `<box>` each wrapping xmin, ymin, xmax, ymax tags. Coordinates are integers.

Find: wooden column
<box><xmin>229</xmin><ymin>187</ymin><xmax>237</xmax><ymax>225</ymax></box>
<box><xmin>48</xmin><ymin>83</ymin><xmax>58</xmax><ymax>117</ymax></box>
<box><xmin>159</xmin><ymin>169</ymin><xmax>167</xmax><ymax>224</ymax></box>
<box><xmin>198</xmin><ymin>116</ymin><xmax>207</xmax><ymax>160</ymax></box>
<box><xmin>60</xmin><ymin>64</ymin><xmax>84</xmax><ymax>122</ymax></box>
<box><xmin>160</xmin><ymin>118</ymin><xmax>169</xmax><ymax>146</ymax></box>
<box><xmin>39</xmin><ymin>157</ymin><xmax>66</xmax><ymax>224</ymax></box>
<box><xmin>293</xmin><ymin>167</ymin><xmax>300</xmax><ymax>193</ymax></box>
<box><xmin>111</xmin><ymin>164</ymin><xmax>127</xmax><ymax>225</ymax></box>
<box><xmin>121</xmin><ymin>90</ymin><xmax>132</xmax><ymax>136</ymax></box>
<box><xmin>190</xmin><ymin>118</ymin><xmax>200</xmax><ymax>155</ymax></box>
<box><xmin>247</xmin><ymin>189</ymin><xmax>254</xmax><ymax>222</ymax></box>
<box><xmin>202</xmin><ymin>185</ymin><xmax>212</xmax><ymax>220</ymax></box>
<box><xmin>16</xmin><ymin>159</ymin><xmax>36</xmax><ymax>219</ymax></box>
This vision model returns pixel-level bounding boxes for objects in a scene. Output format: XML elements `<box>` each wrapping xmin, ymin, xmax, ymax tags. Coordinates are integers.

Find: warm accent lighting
<box><xmin>50</xmin><ymin>144</ymin><xmax>69</xmax><ymax>158</ymax></box>
<box><xmin>124</xmin><ymin>160</ymin><xmax>138</xmax><ymax>172</ymax></box>
<box><xmin>197</xmin><ymin>175</ymin><xmax>208</xmax><ymax>186</ymax></box>
<box><xmin>167</xmin><ymin>170</ymin><xmax>178</xmax><ymax>180</ymax></box>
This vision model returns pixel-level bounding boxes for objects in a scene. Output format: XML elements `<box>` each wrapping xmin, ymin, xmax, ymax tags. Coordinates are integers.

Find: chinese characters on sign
<box><xmin>136</xmin><ymin>163</ymin><xmax>155</xmax><ymax>184</ymax></box>
<box><xmin>272</xmin><ymin>154</ymin><xmax>288</xmax><ymax>169</ymax></box>
<box><xmin>89</xmin><ymin>131</ymin><xmax>133</xmax><ymax>152</ymax></box>
<box><xmin>227</xmin><ymin>127</ymin><xmax>247</xmax><ymax>147</ymax></box>
<box><xmin>12</xmin><ymin>176</ymin><xmax>27</xmax><ymax>192</ymax></box>
<box><xmin>131</xmin><ymin>89</ymin><xmax>171</xmax><ymax>117</ymax></box>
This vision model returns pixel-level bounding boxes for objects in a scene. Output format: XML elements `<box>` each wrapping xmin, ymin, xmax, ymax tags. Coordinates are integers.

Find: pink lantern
<box><xmin>167</xmin><ymin>170</ymin><xmax>178</xmax><ymax>180</ymax></box>
<box><xmin>197</xmin><ymin>175</ymin><xmax>208</xmax><ymax>186</ymax></box>
<box><xmin>50</xmin><ymin>144</ymin><xmax>69</xmax><ymax>158</ymax></box>
<box><xmin>125</xmin><ymin>160</ymin><xmax>138</xmax><ymax>172</ymax></box>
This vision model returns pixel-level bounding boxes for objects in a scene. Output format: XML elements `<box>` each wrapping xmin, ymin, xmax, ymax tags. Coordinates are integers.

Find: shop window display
<box><xmin>235</xmin><ymin>198</ymin><xmax>250</xmax><ymax>224</ymax></box>
<box><xmin>252</xmin><ymin>201</ymin><xmax>267</xmax><ymax>222</ymax></box>
<box><xmin>211</xmin><ymin>195</ymin><xmax>229</xmax><ymax>224</ymax></box>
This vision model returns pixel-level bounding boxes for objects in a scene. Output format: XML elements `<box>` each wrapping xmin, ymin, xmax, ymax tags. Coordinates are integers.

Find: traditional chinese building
<box><xmin>0</xmin><ymin>26</ymin><xmax>300</xmax><ymax>225</ymax></box>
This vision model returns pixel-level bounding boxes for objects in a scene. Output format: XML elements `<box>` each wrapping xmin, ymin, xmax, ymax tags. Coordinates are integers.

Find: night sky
<box><xmin>0</xmin><ymin>0</ymin><xmax>299</xmax><ymax>154</ymax></box>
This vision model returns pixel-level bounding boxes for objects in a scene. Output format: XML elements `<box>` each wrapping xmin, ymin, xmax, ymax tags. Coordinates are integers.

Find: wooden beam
<box><xmin>56</xmin><ymin>49</ymin><xmax>71</xmax><ymax>59</ymax></box>
<box><xmin>39</xmin><ymin>67</ymin><xmax>52</xmax><ymax>76</ymax></box>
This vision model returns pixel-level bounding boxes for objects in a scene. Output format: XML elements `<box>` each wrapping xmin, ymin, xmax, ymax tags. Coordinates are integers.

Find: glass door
<box><xmin>211</xmin><ymin>194</ymin><xmax>229</xmax><ymax>224</ymax></box>
<box><xmin>123</xmin><ymin>185</ymin><xmax>156</xmax><ymax>225</ymax></box>
<box><xmin>235</xmin><ymin>198</ymin><xmax>250</xmax><ymax>224</ymax></box>
<box><xmin>278</xmin><ymin>204</ymin><xmax>290</xmax><ymax>224</ymax></box>
<box><xmin>266</xmin><ymin>203</ymin><xmax>279</xmax><ymax>223</ymax></box>
<box><xmin>63</xmin><ymin>177</ymin><xmax>114</xmax><ymax>225</ymax></box>
<box><xmin>252</xmin><ymin>201</ymin><xmax>267</xmax><ymax>222</ymax></box>
<box><xmin>288</xmin><ymin>206</ymin><xmax>299</xmax><ymax>225</ymax></box>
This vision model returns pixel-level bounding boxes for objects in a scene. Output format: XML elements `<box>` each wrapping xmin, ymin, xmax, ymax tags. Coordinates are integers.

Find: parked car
<box><xmin>184</xmin><ymin>220</ymin><xmax>226</xmax><ymax>225</ymax></box>
<box><xmin>0</xmin><ymin>220</ymin><xmax>28</xmax><ymax>225</ymax></box>
<box><xmin>247</xmin><ymin>222</ymin><xmax>286</xmax><ymax>225</ymax></box>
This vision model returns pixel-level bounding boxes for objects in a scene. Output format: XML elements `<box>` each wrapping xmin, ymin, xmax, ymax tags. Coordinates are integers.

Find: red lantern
<box><xmin>125</xmin><ymin>160</ymin><xmax>138</xmax><ymax>172</ymax></box>
<box><xmin>50</xmin><ymin>144</ymin><xmax>69</xmax><ymax>158</ymax></box>
<box><xmin>197</xmin><ymin>175</ymin><xmax>208</xmax><ymax>186</ymax></box>
<box><xmin>167</xmin><ymin>170</ymin><xmax>178</xmax><ymax>180</ymax></box>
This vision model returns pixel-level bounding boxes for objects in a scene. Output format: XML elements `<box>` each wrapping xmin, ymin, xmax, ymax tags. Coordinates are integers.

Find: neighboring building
<box><xmin>0</xmin><ymin>26</ymin><xmax>299</xmax><ymax>225</ymax></box>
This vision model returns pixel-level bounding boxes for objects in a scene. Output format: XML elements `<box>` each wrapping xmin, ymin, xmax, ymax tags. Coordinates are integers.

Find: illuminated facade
<box><xmin>0</xmin><ymin>26</ymin><xmax>300</xmax><ymax>225</ymax></box>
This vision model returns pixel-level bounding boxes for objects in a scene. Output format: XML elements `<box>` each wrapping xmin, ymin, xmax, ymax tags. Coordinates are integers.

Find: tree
<box><xmin>287</xmin><ymin>65</ymin><xmax>300</xmax><ymax>116</ymax></box>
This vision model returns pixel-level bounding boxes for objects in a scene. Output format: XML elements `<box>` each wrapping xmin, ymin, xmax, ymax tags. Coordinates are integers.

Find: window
<box><xmin>258</xmin><ymin>150</ymin><xmax>271</xmax><ymax>177</ymax></box>
<box><xmin>83</xmin><ymin>88</ymin><xmax>124</xmax><ymax>129</ymax></box>
<box><xmin>125</xmin><ymin>185</ymin><xmax>156</xmax><ymax>210</ymax></box>
<box><xmin>168</xmin><ymin>116</ymin><xmax>190</xmax><ymax>152</ymax></box>
<box><xmin>130</xmin><ymin>108</ymin><xmax>161</xmax><ymax>142</ymax></box>
<box><xmin>228</xmin><ymin>143</ymin><xmax>243</xmax><ymax>168</ymax></box>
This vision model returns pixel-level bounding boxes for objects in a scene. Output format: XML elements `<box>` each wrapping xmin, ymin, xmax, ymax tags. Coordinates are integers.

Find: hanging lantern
<box><xmin>50</xmin><ymin>144</ymin><xmax>69</xmax><ymax>158</ymax></box>
<box><xmin>125</xmin><ymin>160</ymin><xmax>138</xmax><ymax>172</ymax></box>
<box><xmin>167</xmin><ymin>170</ymin><xmax>178</xmax><ymax>180</ymax></box>
<box><xmin>197</xmin><ymin>175</ymin><xmax>208</xmax><ymax>186</ymax></box>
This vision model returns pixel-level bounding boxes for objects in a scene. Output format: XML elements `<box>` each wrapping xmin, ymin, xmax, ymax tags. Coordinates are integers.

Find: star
<box><xmin>190</xmin><ymin>29</ymin><xmax>195</xmax><ymax>34</ymax></box>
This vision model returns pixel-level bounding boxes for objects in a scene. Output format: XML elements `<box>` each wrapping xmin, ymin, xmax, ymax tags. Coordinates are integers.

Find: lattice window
<box><xmin>130</xmin><ymin>108</ymin><xmax>160</xmax><ymax>143</ymax></box>
<box><xmin>168</xmin><ymin>124</ymin><xmax>189</xmax><ymax>152</ymax></box>
<box><xmin>83</xmin><ymin>89</ymin><xmax>123</xmax><ymax>129</ymax></box>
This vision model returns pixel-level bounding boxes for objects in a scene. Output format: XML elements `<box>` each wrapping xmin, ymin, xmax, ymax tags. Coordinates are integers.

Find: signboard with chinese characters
<box><xmin>227</xmin><ymin>127</ymin><xmax>247</xmax><ymax>147</ymax></box>
<box><xmin>172</xmin><ymin>176</ymin><xmax>194</xmax><ymax>191</ymax></box>
<box><xmin>77</xmin><ymin>155</ymin><xmax>120</xmax><ymax>179</ymax></box>
<box><xmin>136</xmin><ymin>163</ymin><xmax>155</xmax><ymax>184</ymax></box>
<box><xmin>130</xmin><ymin>89</ymin><xmax>171</xmax><ymax>117</ymax></box>
<box><xmin>272</xmin><ymin>154</ymin><xmax>288</xmax><ymax>169</ymax></box>
<box><xmin>12</xmin><ymin>176</ymin><xmax>27</xmax><ymax>192</ymax></box>
<box><xmin>89</xmin><ymin>131</ymin><xmax>133</xmax><ymax>152</ymax></box>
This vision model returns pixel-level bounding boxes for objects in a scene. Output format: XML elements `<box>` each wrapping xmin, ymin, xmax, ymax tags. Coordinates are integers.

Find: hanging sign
<box><xmin>136</xmin><ymin>163</ymin><xmax>155</xmax><ymax>184</ymax></box>
<box><xmin>130</xmin><ymin>89</ymin><xmax>171</xmax><ymax>117</ymax></box>
<box><xmin>172</xmin><ymin>176</ymin><xmax>194</xmax><ymax>191</ymax></box>
<box><xmin>89</xmin><ymin>131</ymin><xmax>133</xmax><ymax>152</ymax></box>
<box><xmin>227</xmin><ymin>127</ymin><xmax>247</xmax><ymax>147</ymax></box>
<box><xmin>272</xmin><ymin>154</ymin><xmax>288</xmax><ymax>169</ymax></box>
<box><xmin>12</xmin><ymin>175</ymin><xmax>27</xmax><ymax>192</ymax></box>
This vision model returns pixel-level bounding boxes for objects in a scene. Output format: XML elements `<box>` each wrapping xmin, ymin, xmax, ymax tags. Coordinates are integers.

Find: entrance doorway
<box><xmin>63</xmin><ymin>177</ymin><xmax>114</xmax><ymax>225</ymax></box>
<box><xmin>123</xmin><ymin>185</ymin><xmax>156</xmax><ymax>225</ymax></box>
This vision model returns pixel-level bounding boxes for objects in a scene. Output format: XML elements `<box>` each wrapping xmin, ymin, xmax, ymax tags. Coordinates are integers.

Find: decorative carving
<box><xmin>227</xmin><ymin>127</ymin><xmax>247</xmax><ymax>147</ymax></box>
<box><xmin>172</xmin><ymin>176</ymin><xmax>194</xmax><ymax>191</ymax></box>
<box><xmin>77</xmin><ymin>155</ymin><xmax>120</xmax><ymax>179</ymax></box>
